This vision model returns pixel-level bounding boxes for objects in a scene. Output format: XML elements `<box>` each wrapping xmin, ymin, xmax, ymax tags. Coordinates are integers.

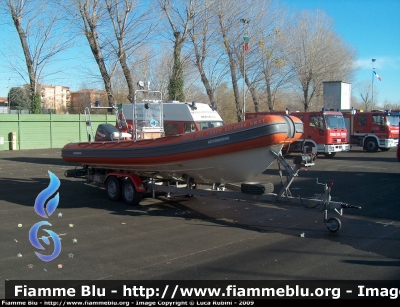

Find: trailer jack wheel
<box><xmin>326</xmin><ymin>217</ymin><xmax>341</xmax><ymax>233</ymax></box>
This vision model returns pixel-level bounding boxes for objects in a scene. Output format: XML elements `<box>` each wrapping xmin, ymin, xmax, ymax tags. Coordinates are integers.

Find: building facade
<box><xmin>40</xmin><ymin>85</ymin><xmax>71</xmax><ymax>113</ymax></box>
<box><xmin>70</xmin><ymin>89</ymin><xmax>107</xmax><ymax>114</ymax></box>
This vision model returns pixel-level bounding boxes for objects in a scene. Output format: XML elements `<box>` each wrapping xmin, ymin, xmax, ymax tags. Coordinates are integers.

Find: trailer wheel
<box><xmin>105</xmin><ymin>176</ymin><xmax>121</xmax><ymax>201</ymax></box>
<box><xmin>323</xmin><ymin>152</ymin><xmax>336</xmax><ymax>158</ymax></box>
<box><xmin>241</xmin><ymin>182</ymin><xmax>274</xmax><ymax>195</ymax></box>
<box><xmin>122</xmin><ymin>178</ymin><xmax>142</xmax><ymax>206</ymax></box>
<box><xmin>364</xmin><ymin>138</ymin><xmax>378</xmax><ymax>152</ymax></box>
<box><xmin>326</xmin><ymin>217</ymin><xmax>341</xmax><ymax>233</ymax></box>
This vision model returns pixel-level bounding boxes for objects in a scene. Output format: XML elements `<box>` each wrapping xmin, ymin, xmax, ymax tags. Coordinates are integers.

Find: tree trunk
<box><xmin>168</xmin><ymin>32</ymin><xmax>185</xmax><ymax>101</ymax></box>
<box><xmin>11</xmin><ymin>12</ymin><xmax>36</xmax><ymax>101</ymax></box>
<box><xmin>85</xmin><ymin>29</ymin><xmax>115</xmax><ymax>108</ymax></box>
<box><xmin>245</xmin><ymin>75</ymin><xmax>259</xmax><ymax>112</ymax></box>
<box><xmin>220</xmin><ymin>22</ymin><xmax>241</xmax><ymax>122</ymax></box>
<box><xmin>194</xmin><ymin>50</ymin><xmax>214</xmax><ymax>103</ymax></box>
<box><xmin>117</xmin><ymin>40</ymin><xmax>135</xmax><ymax>103</ymax></box>
<box><xmin>266</xmin><ymin>82</ymin><xmax>273</xmax><ymax>111</ymax></box>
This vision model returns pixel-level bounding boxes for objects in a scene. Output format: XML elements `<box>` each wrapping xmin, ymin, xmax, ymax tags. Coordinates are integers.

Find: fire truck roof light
<box><xmin>385</xmin><ymin>110</ymin><xmax>400</xmax><ymax>116</ymax></box>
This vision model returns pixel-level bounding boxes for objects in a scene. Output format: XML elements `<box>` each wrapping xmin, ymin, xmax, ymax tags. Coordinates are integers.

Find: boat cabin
<box><xmin>117</xmin><ymin>101</ymin><xmax>224</xmax><ymax>136</ymax></box>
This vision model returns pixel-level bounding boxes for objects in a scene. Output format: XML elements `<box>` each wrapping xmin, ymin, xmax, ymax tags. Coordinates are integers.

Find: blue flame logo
<box><xmin>29</xmin><ymin>171</ymin><xmax>61</xmax><ymax>262</ymax></box>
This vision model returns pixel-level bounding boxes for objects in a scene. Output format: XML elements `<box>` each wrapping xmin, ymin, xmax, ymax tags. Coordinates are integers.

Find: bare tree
<box><xmin>129</xmin><ymin>47</ymin><xmax>172</xmax><ymax>101</ymax></box>
<box><xmin>233</xmin><ymin>0</ymin><xmax>280</xmax><ymax>113</ymax></box>
<box><xmin>70</xmin><ymin>0</ymin><xmax>117</xmax><ymax>108</ymax></box>
<box><xmin>187</xmin><ymin>0</ymin><xmax>213</xmax><ymax>103</ymax></box>
<box><xmin>105</xmin><ymin>0</ymin><xmax>157</xmax><ymax>102</ymax></box>
<box><xmin>382</xmin><ymin>101</ymin><xmax>400</xmax><ymax>110</ymax></box>
<box><xmin>111</xmin><ymin>67</ymin><xmax>130</xmax><ymax>104</ymax></box>
<box><xmin>214</xmin><ymin>82</ymin><xmax>236</xmax><ymax>124</ymax></box>
<box><xmin>255</xmin><ymin>13</ymin><xmax>295</xmax><ymax>111</ymax></box>
<box><xmin>3</xmin><ymin>0</ymin><xmax>72</xmax><ymax>112</ymax></box>
<box><xmin>213</xmin><ymin>0</ymin><xmax>243</xmax><ymax>121</ymax></box>
<box><xmin>159</xmin><ymin>0</ymin><xmax>198</xmax><ymax>101</ymax></box>
<box><xmin>286</xmin><ymin>10</ymin><xmax>356</xmax><ymax>111</ymax></box>
<box><xmin>358</xmin><ymin>80</ymin><xmax>377</xmax><ymax>111</ymax></box>
<box><xmin>187</xmin><ymin>0</ymin><xmax>229</xmax><ymax>105</ymax></box>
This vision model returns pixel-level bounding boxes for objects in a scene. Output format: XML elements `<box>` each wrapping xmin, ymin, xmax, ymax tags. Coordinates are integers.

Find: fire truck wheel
<box><xmin>105</xmin><ymin>176</ymin><xmax>121</xmax><ymax>201</ymax></box>
<box><xmin>326</xmin><ymin>217</ymin><xmax>341</xmax><ymax>233</ymax></box>
<box><xmin>122</xmin><ymin>178</ymin><xmax>142</xmax><ymax>206</ymax></box>
<box><xmin>364</xmin><ymin>138</ymin><xmax>379</xmax><ymax>152</ymax></box>
<box><xmin>323</xmin><ymin>152</ymin><xmax>336</xmax><ymax>158</ymax></box>
<box><xmin>379</xmin><ymin>147</ymin><xmax>390</xmax><ymax>152</ymax></box>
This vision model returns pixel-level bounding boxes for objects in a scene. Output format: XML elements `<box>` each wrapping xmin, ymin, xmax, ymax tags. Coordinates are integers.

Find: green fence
<box><xmin>0</xmin><ymin>113</ymin><xmax>115</xmax><ymax>150</ymax></box>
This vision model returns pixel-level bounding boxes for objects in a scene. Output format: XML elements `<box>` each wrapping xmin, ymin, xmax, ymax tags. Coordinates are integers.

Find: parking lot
<box><xmin>1</xmin><ymin>147</ymin><xmax>400</xmax><ymax>298</ymax></box>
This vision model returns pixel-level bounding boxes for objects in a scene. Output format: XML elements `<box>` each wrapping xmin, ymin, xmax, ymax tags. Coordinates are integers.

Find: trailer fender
<box><xmin>104</xmin><ymin>173</ymin><xmax>146</xmax><ymax>192</ymax></box>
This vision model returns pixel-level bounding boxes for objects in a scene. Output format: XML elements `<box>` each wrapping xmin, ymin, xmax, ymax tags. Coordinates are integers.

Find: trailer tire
<box><xmin>323</xmin><ymin>152</ymin><xmax>336</xmax><ymax>158</ymax></box>
<box><xmin>241</xmin><ymin>182</ymin><xmax>274</xmax><ymax>195</ymax></box>
<box><xmin>364</xmin><ymin>138</ymin><xmax>378</xmax><ymax>152</ymax></box>
<box><xmin>263</xmin><ymin>182</ymin><xmax>275</xmax><ymax>194</ymax></box>
<box><xmin>105</xmin><ymin>176</ymin><xmax>121</xmax><ymax>201</ymax></box>
<box><xmin>122</xmin><ymin>178</ymin><xmax>142</xmax><ymax>206</ymax></box>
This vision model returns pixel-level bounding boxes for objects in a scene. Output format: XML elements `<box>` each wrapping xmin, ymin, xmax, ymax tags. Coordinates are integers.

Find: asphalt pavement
<box><xmin>1</xmin><ymin>147</ymin><xmax>400</xmax><ymax>299</ymax></box>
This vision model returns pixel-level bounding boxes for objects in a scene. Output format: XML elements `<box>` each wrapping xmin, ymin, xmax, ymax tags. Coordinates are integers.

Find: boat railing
<box><xmin>84</xmin><ymin>105</ymin><xmax>118</xmax><ymax>142</ymax></box>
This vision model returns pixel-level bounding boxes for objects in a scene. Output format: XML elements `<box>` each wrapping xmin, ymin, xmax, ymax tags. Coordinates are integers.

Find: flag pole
<box><xmin>241</xmin><ymin>18</ymin><xmax>250</xmax><ymax>121</ymax></box>
<box><xmin>372</xmin><ymin>59</ymin><xmax>376</xmax><ymax>109</ymax></box>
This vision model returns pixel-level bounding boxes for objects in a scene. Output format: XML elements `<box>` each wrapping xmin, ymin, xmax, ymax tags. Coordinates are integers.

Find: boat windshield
<box><xmin>196</xmin><ymin>121</ymin><xmax>225</xmax><ymax>130</ymax></box>
<box><xmin>134</xmin><ymin>101</ymin><xmax>163</xmax><ymax>130</ymax></box>
<box><xmin>387</xmin><ymin>115</ymin><xmax>399</xmax><ymax>127</ymax></box>
<box><xmin>325</xmin><ymin>115</ymin><xmax>346</xmax><ymax>129</ymax></box>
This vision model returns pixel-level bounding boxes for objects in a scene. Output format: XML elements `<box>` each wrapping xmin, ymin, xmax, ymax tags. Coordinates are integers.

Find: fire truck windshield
<box><xmin>387</xmin><ymin>115</ymin><xmax>399</xmax><ymax>127</ymax></box>
<box><xmin>325</xmin><ymin>115</ymin><xmax>346</xmax><ymax>129</ymax></box>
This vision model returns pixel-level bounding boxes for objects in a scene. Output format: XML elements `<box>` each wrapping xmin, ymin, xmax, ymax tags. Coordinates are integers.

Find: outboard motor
<box><xmin>95</xmin><ymin>123</ymin><xmax>120</xmax><ymax>141</ymax></box>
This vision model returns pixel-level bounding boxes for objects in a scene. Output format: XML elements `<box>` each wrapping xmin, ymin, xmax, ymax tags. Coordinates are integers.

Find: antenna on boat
<box><xmin>137</xmin><ymin>81</ymin><xmax>145</xmax><ymax>90</ymax></box>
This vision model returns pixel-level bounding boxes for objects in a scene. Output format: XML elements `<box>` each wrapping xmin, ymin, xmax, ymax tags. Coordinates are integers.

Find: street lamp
<box><xmin>241</xmin><ymin>18</ymin><xmax>250</xmax><ymax>121</ymax></box>
<box><xmin>372</xmin><ymin>59</ymin><xmax>376</xmax><ymax>108</ymax></box>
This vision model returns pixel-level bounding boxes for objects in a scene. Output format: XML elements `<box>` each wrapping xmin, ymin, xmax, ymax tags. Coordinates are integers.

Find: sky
<box><xmin>0</xmin><ymin>0</ymin><xmax>399</xmax><ymax>106</ymax></box>
<box><xmin>280</xmin><ymin>0</ymin><xmax>400</xmax><ymax>105</ymax></box>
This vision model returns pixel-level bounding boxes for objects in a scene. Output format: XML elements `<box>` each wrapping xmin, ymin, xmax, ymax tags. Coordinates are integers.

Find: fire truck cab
<box><xmin>245</xmin><ymin>110</ymin><xmax>350</xmax><ymax>158</ymax></box>
<box><xmin>341</xmin><ymin>109</ymin><xmax>400</xmax><ymax>152</ymax></box>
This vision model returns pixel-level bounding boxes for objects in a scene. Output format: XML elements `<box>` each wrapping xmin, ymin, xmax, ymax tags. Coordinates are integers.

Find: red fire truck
<box><xmin>245</xmin><ymin>109</ymin><xmax>350</xmax><ymax>158</ymax></box>
<box><xmin>341</xmin><ymin>109</ymin><xmax>400</xmax><ymax>152</ymax></box>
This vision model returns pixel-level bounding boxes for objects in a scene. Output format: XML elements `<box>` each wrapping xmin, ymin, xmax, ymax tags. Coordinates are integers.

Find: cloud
<box><xmin>356</xmin><ymin>56</ymin><xmax>400</xmax><ymax>70</ymax></box>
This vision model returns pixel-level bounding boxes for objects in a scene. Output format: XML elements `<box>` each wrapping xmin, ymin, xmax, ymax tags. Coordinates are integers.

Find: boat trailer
<box><xmin>65</xmin><ymin>151</ymin><xmax>361</xmax><ymax>233</ymax></box>
<box><xmin>142</xmin><ymin>150</ymin><xmax>361</xmax><ymax>233</ymax></box>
